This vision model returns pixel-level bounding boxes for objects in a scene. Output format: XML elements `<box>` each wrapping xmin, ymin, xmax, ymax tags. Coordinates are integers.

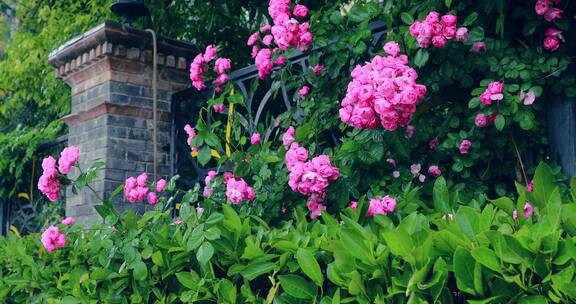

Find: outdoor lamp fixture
<box><xmin>110</xmin><ymin>0</ymin><xmax>149</xmax><ymax>26</ymax></box>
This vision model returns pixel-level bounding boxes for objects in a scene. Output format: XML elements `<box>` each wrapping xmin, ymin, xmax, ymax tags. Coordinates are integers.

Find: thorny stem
<box><xmin>509</xmin><ymin>131</ymin><xmax>529</xmax><ymax>186</ymax></box>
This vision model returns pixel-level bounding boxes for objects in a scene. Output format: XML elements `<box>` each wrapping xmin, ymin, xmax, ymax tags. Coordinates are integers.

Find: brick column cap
<box><xmin>48</xmin><ymin>21</ymin><xmax>198</xmax><ymax>74</ymax></box>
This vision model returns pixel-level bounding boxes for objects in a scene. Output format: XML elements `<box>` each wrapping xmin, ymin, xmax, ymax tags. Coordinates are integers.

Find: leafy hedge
<box><xmin>1</xmin><ymin>163</ymin><xmax>575</xmax><ymax>303</ymax></box>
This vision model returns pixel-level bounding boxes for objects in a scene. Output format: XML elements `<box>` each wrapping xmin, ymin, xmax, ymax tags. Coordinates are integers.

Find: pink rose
<box><xmin>312</xmin><ymin>64</ymin><xmax>324</xmax><ymax>75</ymax></box>
<box><xmin>432</xmin><ymin>35</ymin><xmax>446</xmax><ymax>48</ymax></box>
<box><xmin>61</xmin><ymin>217</ymin><xmax>74</xmax><ymax>225</ymax></box>
<box><xmin>383</xmin><ymin>41</ymin><xmax>401</xmax><ymax>57</ymax></box>
<box><xmin>250</xmin><ymin>132</ymin><xmax>261</xmax><ymax>145</ymax></box>
<box><xmin>262</xmin><ymin>34</ymin><xmax>274</xmax><ymax>46</ymax></box>
<box><xmin>349</xmin><ymin>201</ymin><xmax>358</xmax><ymax>210</ymax></box>
<box><xmin>203</xmin><ymin>45</ymin><xmax>218</xmax><ymax>62</ymax></box>
<box><xmin>544</xmin><ymin>8</ymin><xmax>563</xmax><ymax>22</ymax></box>
<box><xmin>487</xmin><ymin>82</ymin><xmax>504</xmax><ymax>94</ymax></box>
<box><xmin>156</xmin><ymin>179</ymin><xmax>167</xmax><ymax>193</ymax></box>
<box><xmin>425</xmin><ymin>11</ymin><xmax>440</xmax><ymax>24</ymax></box>
<box><xmin>429</xmin><ymin>138</ymin><xmax>438</xmax><ymax>150</ymax></box>
<box><xmin>443</xmin><ymin>26</ymin><xmax>457</xmax><ymax>40</ymax></box>
<box><xmin>405</xmin><ymin>125</ymin><xmax>415</xmax><ymax>139</ymax></box>
<box><xmin>459</xmin><ymin>140</ymin><xmax>472</xmax><ymax>154</ymax></box>
<box><xmin>299</xmin><ymin>86</ymin><xmax>310</xmax><ymax>97</ymax></box>
<box><xmin>247</xmin><ymin>32</ymin><xmax>259</xmax><ymax>46</ymax></box>
<box><xmin>214</xmin><ymin>58</ymin><xmax>231</xmax><ymax>74</ymax></box>
<box><xmin>480</xmin><ymin>91</ymin><xmax>492</xmax><ymax>105</ymax></box>
<box><xmin>293</xmin><ymin>4</ymin><xmax>309</xmax><ymax>18</ymax></box>
<box><xmin>543</xmin><ymin>36</ymin><xmax>560</xmax><ymax>51</ymax></box>
<box><xmin>274</xmin><ymin>56</ymin><xmax>286</xmax><ymax>66</ymax></box>
<box><xmin>147</xmin><ymin>192</ymin><xmax>158</xmax><ymax>205</ymax></box>
<box><xmin>471</xmin><ymin>41</ymin><xmax>486</xmax><ymax>54</ymax></box>
<box><xmin>213</xmin><ymin>104</ymin><xmax>225</xmax><ymax>112</ymax></box>
<box><xmin>58</xmin><ymin>146</ymin><xmax>80</xmax><ymax>174</ymax></box>
<box><xmin>137</xmin><ymin>172</ymin><xmax>148</xmax><ymax>187</ymax></box>
<box><xmin>410</xmin><ymin>163</ymin><xmax>421</xmax><ymax>176</ymax></box>
<box><xmin>441</xmin><ymin>14</ymin><xmax>457</xmax><ymax>26</ymax></box>
<box><xmin>428</xmin><ymin>165</ymin><xmax>441</xmax><ymax>177</ymax></box>
<box><xmin>475</xmin><ymin>113</ymin><xmax>488</xmax><ymax>127</ymax></box>
<box><xmin>535</xmin><ymin>0</ymin><xmax>550</xmax><ymax>15</ymax></box>
<box><xmin>513</xmin><ymin>202</ymin><xmax>534</xmax><ymax>220</ymax></box>
<box><xmin>282</xmin><ymin>126</ymin><xmax>296</xmax><ymax>147</ymax></box>
<box><xmin>41</xmin><ymin>226</ymin><xmax>66</xmax><ymax>252</ymax></box>
<box><xmin>455</xmin><ymin>27</ymin><xmax>469</xmax><ymax>42</ymax></box>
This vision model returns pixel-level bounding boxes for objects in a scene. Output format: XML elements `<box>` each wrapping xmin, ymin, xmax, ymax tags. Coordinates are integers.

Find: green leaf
<box><xmin>471</xmin><ymin>247</ymin><xmax>501</xmax><ymax>272</ymax></box>
<box><xmin>445</xmin><ymin>0</ymin><xmax>452</xmax><ymax>8</ymax></box>
<box><xmin>533</xmin><ymin>162</ymin><xmax>556</xmax><ymax>207</ymax></box>
<box><xmin>152</xmin><ymin>251</ymin><xmax>164</xmax><ymax>267</ymax></box>
<box><xmin>187</xmin><ymin>225</ymin><xmax>205</xmax><ymax>251</ymax></box>
<box><xmin>296</xmin><ymin>248</ymin><xmax>323</xmax><ymax>286</ymax></box>
<box><xmin>456</xmin><ymin>206</ymin><xmax>479</xmax><ymax>241</ymax></box>
<box><xmin>196</xmin><ymin>242</ymin><xmax>214</xmax><ymax>264</ymax></box>
<box><xmin>494</xmin><ymin>114</ymin><xmax>505</xmax><ymax>131</ymax></box>
<box><xmin>414</xmin><ymin>49</ymin><xmax>429</xmax><ymax>68</ymax></box>
<box><xmin>176</xmin><ymin>271</ymin><xmax>199</xmax><ymax>290</ymax></box>
<box><xmin>433</xmin><ymin>176</ymin><xmax>450</xmax><ymax>213</ymax></box>
<box><xmin>491</xmin><ymin>197</ymin><xmax>514</xmax><ymax>215</ymax></box>
<box><xmin>454</xmin><ymin>248</ymin><xmax>477</xmax><ymax>295</ymax></box>
<box><xmin>383</xmin><ymin>230</ymin><xmax>413</xmax><ymax>259</ymax></box>
<box><xmin>340</xmin><ymin>228</ymin><xmax>374</xmax><ymax>265</ymax></box>
<box><xmin>469</xmin><ymin>27</ymin><xmax>485</xmax><ymax>42</ymax></box>
<box><xmin>347</xmin><ymin>4</ymin><xmax>370</xmax><ymax>23</ymax></box>
<box><xmin>197</xmin><ymin>145</ymin><xmax>212</xmax><ymax>166</ymax></box>
<box><xmin>518</xmin><ymin>296</ymin><xmax>548</xmax><ymax>304</ymax></box>
<box><xmin>218</xmin><ymin>279</ymin><xmax>237</xmax><ymax>304</ymax></box>
<box><xmin>240</xmin><ymin>262</ymin><xmax>276</xmax><ymax>280</ymax></box>
<box><xmin>132</xmin><ymin>261</ymin><xmax>147</xmax><ymax>281</ymax></box>
<box><xmin>279</xmin><ymin>275</ymin><xmax>317</xmax><ymax>300</ymax></box>
<box><xmin>463</xmin><ymin>13</ymin><xmax>479</xmax><ymax>26</ymax></box>
<box><xmin>400</xmin><ymin>12</ymin><xmax>414</xmax><ymax>25</ymax></box>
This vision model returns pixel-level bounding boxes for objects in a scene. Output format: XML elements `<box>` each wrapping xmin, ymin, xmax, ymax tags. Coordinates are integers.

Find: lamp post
<box><xmin>110</xmin><ymin>0</ymin><xmax>149</xmax><ymax>26</ymax></box>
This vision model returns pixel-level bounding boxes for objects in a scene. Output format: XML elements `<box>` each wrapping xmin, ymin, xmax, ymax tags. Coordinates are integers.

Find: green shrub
<box><xmin>1</xmin><ymin>162</ymin><xmax>575</xmax><ymax>303</ymax></box>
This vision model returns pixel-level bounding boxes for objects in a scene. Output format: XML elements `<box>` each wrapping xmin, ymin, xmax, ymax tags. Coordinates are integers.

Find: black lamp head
<box><xmin>110</xmin><ymin>0</ymin><xmax>149</xmax><ymax>26</ymax></box>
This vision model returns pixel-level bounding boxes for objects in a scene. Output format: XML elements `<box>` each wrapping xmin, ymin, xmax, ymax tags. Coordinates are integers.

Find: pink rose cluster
<box><xmin>124</xmin><ymin>172</ymin><xmax>166</xmax><ymax>206</ymax></box>
<box><xmin>223</xmin><ymin>172</ymin><xmax>256</xmax><ymax>205</ymax></box>
<box><xmin>41</xmin><ymin>225</ymin><xmax>66</xmax><ymax>252</ymax></box>
<box><xmin>38</xmin><ymin>146</ymin><xmax>80</xmax><ymax>202</ymax></box>
<box><xmin>184</xmin><ymin>124</ymin><xmax>200</xmax><ymax>152</ymax></box>
<box><xmin>543</xmin><ymin>28</ymin><xmax>565</xmax><ymax>52</ymax></box>
<box><xmin>409</xmin><ymin>12</ymin><xmax>468</xmax><ymax>48</ymax></box>
<box><xmin>284</xmin><ymin>133</ymin><xmax>339</xmax><ymax>218</ymax></box>
<box><xmin>189</xmin><ymin>45</ymin><xmax>232</xmax><ymax>93</ymax></box>
<box><xmin>480</xmin><ymin>81</ymin><xmax>504</xmax><ymax>105</ymax></box>
<box><xmin>249</xmin><ymin>1</ymin><xmax>313</xmax><ymax>79</ymax></box>
<box><xmin>367</xmin><ymin>196</ymin><xmax>397</xmax><ymax>216</ymax></box>
<box><xmin>535</xmin><ymin>0</ymin><xmax>563</xmax><ymax>22</ymax></box>
<box><xmin>339</xmin><ymin>41</ymin><xmax>427</xmax><ymax>131</ymax></box>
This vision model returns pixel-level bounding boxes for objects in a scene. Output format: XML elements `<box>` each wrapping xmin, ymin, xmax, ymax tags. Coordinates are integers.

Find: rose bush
<box><xmin>2</xmin><ymin>0</ymin><xmax>576</xmax><ymax>302</ymax></box>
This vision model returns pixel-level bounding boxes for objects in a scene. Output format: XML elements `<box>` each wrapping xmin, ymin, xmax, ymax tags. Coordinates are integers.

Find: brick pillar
<box><xmin>49</xmin><ymin>21</ymin><xmax>196</xmax><ymax>225</ymax></box>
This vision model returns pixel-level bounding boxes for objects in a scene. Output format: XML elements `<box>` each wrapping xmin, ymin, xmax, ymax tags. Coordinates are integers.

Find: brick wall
<box><xmin>49</xmin><ymin>22</ymin><xmax>196</xmax><ymax>225</ymax></box>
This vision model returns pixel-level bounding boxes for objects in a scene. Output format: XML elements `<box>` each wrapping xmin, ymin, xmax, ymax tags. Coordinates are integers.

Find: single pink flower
<box><xmin>312</xmin><ymin>64</ymin><xmax>324</xmax><ymax>75</ymax></box>
<box><xmin>428</xmin><ymin>165</ymin><xmax>441</xmax><ymax>177</ymax></box>
<box><xmin>156</xmin><ymin>179</ymin><xmax>167</xmax><ymax>193</ymax></box>
<box><xmin>441</xmin><ymin>14</ymin><xmax>457</xmax><ymax>27</ymax></box>
<box><xmin>251</xmin><ymin>132</ymin><xmax>261</xmax><ymax>145</ymax></box>
<box><xmin>299</xmin><ymin>86</ymin><xmax>310</xmax><ymax>97</ymax></box>
<box><xmin>147</xmin><ymin>192</ymin><xmax>158</xmax><ymax>205</ymax></box>
<box><xmin>58</xmin><ymin>146</ymin><xmax>80</xmax><ymax>174</ymax></box>
<box><xmin>459</xmin><ymin>140</ymin><xmax>472</xmax><ymax>154</ymax></box>
<box><xmin>455</xmin><ymin>27</ymin><xmax>469</xmax><ymax>42</ymax></box>
<box><xmin>475</xmin><ymin>113</ymin><xmax>488</xmax><ymax>127</ymax></box>
<box><xmin>383</xmin><ymin>41</ymin><xmax>401</xmax><ymax>57</ymax></box>
<box><xmin>213</xmin><ymin>104</ymin><xmax>225</xmax><ymax>112</ymax></box>
<box><xmin>41</xmin><ymin>226</ymin><xmax>66</xmax><ymax>252</ymax></box>
<box><xmin>293</xmin><ymin>4</ymin><xmax>309</xmax><ymax>18</ymax></box>
<box><xmin>471</xmin><ymin>42</ymin><xmax>486</xmax><ymax>54</ymax></box>
<box><xmin>543</xmin><ymin>36</ymin><xmax>560</xmax><ymax>51</ymax></box>
<box><xmin>61</xmin><ymin>217</ymin><xmax>74</xmax><ymax>226</ymax></box>
<box><xmin>349</xmin><ymin>201</ymin><xmax>358</xmax><ymax>210</ymax></box>
<box><xmin>203</xmin><ymin>45</ymin><xmax>218</xmax><ymax>62</ymax></box>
